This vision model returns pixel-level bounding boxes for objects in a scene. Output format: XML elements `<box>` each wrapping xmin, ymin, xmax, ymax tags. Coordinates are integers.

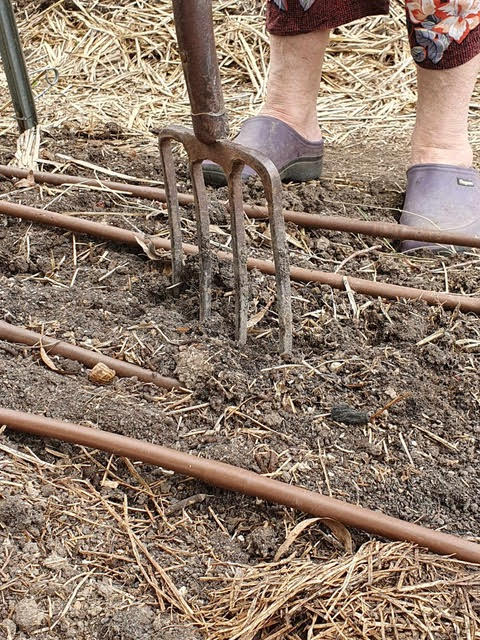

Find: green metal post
<box><xmin>0</xmin><ymin>0</ymin><xmax>37</xmax><ymax>132</ymax></box>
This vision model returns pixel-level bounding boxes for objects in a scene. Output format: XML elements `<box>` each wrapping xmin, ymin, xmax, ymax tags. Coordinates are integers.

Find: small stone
<box><xmin>104</xmin><ymin>121</ymin><xmax>123</xmax><ymax>137</ymax></box>
<box><xmin>331</xmin><ymin>404</ymin><xmax>369</xmax><ymax>425</ymax></box>
<box><xmin>329</xmin><ymin>362</ymin><xmax>343</xmax><ymax>372</ymax></box>
<box><xmin>88</xmin><ymin>362</ymin><xmax>116</xmax><ymax>384</ymax></box>
<box><xmin>14</xmin><ymin>598</ymin><xmax>43</xmax><ymax>632</ymax></box>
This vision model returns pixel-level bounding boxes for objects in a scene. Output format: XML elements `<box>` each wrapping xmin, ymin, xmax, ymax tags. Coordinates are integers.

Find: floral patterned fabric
<box><xmin>268</xmin><ymin>1</ymin><xmax>480</xmax><ymax>66</ymax></box>
<box><xmin>407</xmin><ymin>1</ymin><xmax>480</xmax><ymax>63</ymax></box>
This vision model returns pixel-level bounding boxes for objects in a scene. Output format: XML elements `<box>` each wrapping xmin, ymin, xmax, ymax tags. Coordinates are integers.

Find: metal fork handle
<box><xmin>172</xmin><ymin>0</ymin><xmax>228</xmax><ymax>144</ymax></box>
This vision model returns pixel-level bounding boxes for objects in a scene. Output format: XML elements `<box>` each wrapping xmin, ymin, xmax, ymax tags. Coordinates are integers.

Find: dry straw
<box><xmin>198</xmin><ymin>540</ymin><xmax>480</xmax><ymax>640</ymax></box>
<box><xmin>2</xmin><ymin>438</ymin><xmax>479</xmax><ymax>639</ymax></box>
<box><xmin>3</xmin><ymin>0</ymin><xmax>479</xmax><ymax>151</ymax></box>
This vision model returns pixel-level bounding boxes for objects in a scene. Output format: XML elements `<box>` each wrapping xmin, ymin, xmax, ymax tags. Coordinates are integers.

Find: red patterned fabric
<box><xmin>266</xmin><ymin>1</ymin><xmax>480</xmax><ymax>69</ymax></box>
<box><xmin>267</xmin><ymin>1</ymin><xmax>388</xmax><ymax>34</ymax></box>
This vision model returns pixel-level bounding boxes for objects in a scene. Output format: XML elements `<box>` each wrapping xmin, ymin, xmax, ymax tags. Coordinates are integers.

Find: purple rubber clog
<box><xmin>400</xmin><ymin>164</ymin><xmax>480</xmax><ymax>252</ymax></box>
<box><xmin>203</xmin><ymin>115</ymin><xmax>324</xmax><ymax>186</ymax></box>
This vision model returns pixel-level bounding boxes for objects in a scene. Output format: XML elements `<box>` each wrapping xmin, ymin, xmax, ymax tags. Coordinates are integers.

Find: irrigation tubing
<box><xmin>0</xmin><ymin>320</ymin><xmax>180</xmax><ymax>390</ymax></box>
<box><xmin>1</xmin><ymin>165</ymin><xmax>480</xmax><ymax>249</ymax></box>
<box><xmin>1</xmin><ymin>407</ymin><xmax>480</xmax><ymax>563</ymax></box>
<box><xmin>1</xmin><ymin>198</ymin><xmax>479</xmax><ymax>313</ymax></box>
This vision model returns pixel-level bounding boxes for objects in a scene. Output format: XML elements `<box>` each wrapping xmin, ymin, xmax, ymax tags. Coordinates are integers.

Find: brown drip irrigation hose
<box><xmin>0</xmin><ymin>165</ymin><xmax>170</xmax><ymax>202</ymax></box>
<box><xmin>0</xmin><ymin>320</ymin><xmax>180</xmax><ymax>390</ymax></box>
<box><xmin>2</xmin><ymin>407</ymin><xmax>480</xmax><ymax>563</ymax></box>
<box><xmin>1</xmin><ymin>198</ymin><xmax>480</xmax><ymax>313</ymax></box>
<box><xmin>1</xmin><ymin>165</ymin><xmax>480</xmax><ymax>249</ymax></box>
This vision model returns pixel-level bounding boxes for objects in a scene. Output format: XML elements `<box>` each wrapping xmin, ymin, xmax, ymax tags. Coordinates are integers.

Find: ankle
<box><xmin>259</xmin><ymin>104</ymin><xmax>322</xmax><ymax>142</ymax></box>
<box><xmin>410</xmin><ymin>141</ymin><xmax>473</xmax><ymax>168</ymax></box>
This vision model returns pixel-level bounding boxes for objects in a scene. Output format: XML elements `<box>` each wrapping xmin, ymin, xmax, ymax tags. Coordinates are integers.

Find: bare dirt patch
<box><xmin>1</xmin><ymin>132</ymin><xmax>480</xmax><ymax>638</ymax></box>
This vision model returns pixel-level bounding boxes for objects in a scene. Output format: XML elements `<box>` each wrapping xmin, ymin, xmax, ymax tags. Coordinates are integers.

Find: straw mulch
<box><xmin>2</xmin><ymin>439</ymin><xmax>479</xmax><ymax>639</ymax></box>
<box><xmin>198</xmin><ymin>541</ymin><xmax>480</xmax><ymax>640</ymax></box>
<box><xmin>4</xmin><ymin>0</ymin><xmax>480</xmax><ymax>152</ymax></box>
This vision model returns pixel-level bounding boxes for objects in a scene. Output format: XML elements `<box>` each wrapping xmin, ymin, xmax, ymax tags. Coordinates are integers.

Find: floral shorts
<box><xmin>267</xmin><ymin>1</ymin><xmax>480</xmax><ymax>69</ymax></box>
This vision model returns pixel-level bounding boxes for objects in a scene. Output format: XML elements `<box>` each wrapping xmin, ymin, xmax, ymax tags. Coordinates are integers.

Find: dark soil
<box><xmin>1</xmin><ymin>131</ymin><xmax>479</xmax><ymax>638</ymax></box>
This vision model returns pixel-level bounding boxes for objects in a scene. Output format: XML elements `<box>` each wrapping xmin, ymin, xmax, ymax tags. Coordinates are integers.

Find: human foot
<box><xmin>410</xmin><ymin>140</ymin><xmax>473</xmax><ymax>168</ymax></box>
<box><xmin>202</xmin><ymin>116</ymin><xmax>324</xmax><ymax>187</ymax></box>
<box><xmin>258</xmin><ymin>106</ymin><xmax>322</xmax><ymax>142</ymax></box>
<box><xmin>400</xmin><ymin>164</ymin><xmax>480</xmax><ymax>252</ymax></box>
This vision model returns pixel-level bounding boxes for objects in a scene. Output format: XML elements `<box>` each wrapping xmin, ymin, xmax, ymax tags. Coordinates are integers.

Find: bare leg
<box><xmin>260</xmin><ymin>31</ymin><xmax>329</xmax><ymax>141</ymax></box>
<box><xmin>202</xmin><ymin>31</ymin><xmax>328</xmax><ymax>186</ymax></box>
<box><xmin>411</xmin><ymin>53</ymin><xmax>480</xmax><ymax>167</ymax></box>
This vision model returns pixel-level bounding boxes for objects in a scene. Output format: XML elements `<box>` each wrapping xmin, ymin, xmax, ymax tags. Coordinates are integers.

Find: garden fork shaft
<box><xmin>159</xmin><ymin>0</ymin><xmax>293</xmax><ymax>354</ymax></box>
<box><xmin>170</xmin><ymin>0</ymin><xmax>228</xmax><ymax>144</ymax></box>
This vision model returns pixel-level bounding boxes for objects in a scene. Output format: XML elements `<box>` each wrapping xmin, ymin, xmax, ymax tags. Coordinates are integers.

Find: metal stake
<box><xmin>0</xmin><ymin>0</ymin><xmax>37</xmax><ymax>132</ymax></box>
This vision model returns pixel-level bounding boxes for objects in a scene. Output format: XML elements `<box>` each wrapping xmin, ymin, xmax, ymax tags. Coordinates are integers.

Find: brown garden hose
<box><xmin>1</xmin><ymin>198</ymin><xmax>479</xmax><ymax>313</ymax></box>
<box><xmin>1</xmin><ymin>165</ymin><xmax>480</xmax><ymax>249</ymax></box>
<box><xmin>1</xmin><ymin>406</ymin><xmax>480</xmax><ymax>564</ymax></box>
<box><xmin>0</xmin><ymin>320</ymin><xmax>180</xmax><ymax>390</ymax></box>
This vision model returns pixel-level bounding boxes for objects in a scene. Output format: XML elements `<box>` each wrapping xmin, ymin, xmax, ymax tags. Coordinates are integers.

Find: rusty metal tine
<box><xmin>159</xmin><ymin>137</ymin><xmax>183</xmax><ymax>287</ymax></box>
<box><xmin>227</xmin><ymin>163</ymin><xmax>249</xmax><ymax>344</ymax></box>
<box><xmin>157</xmin><ymin>125</ymin><xmax>293</xmax><ymax>353</ymax></box>
<box><xmin>190</xmin><ymin>160</ymin><xmax>212</xmax><ymax>324</ymax></box>
<box><xmin>260</xmin><ymin>171</ymin><xmax>293</xmax><ymax>355</ymax></box>
<box><xmin>169</xmin><ymin>1</ymin><xmax>292</xmax><ymax>351</ymax></box>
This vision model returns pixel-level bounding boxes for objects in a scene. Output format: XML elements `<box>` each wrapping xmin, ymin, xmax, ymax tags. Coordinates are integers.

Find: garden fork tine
<box><xmin>159</xmin><ymin>0</ymin><xmax>293</xmax><ymax>354</ymax></box>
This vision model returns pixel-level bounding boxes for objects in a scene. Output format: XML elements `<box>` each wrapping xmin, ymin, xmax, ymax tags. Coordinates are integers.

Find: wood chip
<box><xmin>165</xmin><ymin>494</ymin><xmax>208</xmax><ymax>516</ymax></box>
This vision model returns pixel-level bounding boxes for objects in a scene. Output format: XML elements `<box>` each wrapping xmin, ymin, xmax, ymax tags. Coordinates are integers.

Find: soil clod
<box><xmin>331</xmin><ymin>404</ymin><xmax>370</xmax><ymax>425</ymax></box>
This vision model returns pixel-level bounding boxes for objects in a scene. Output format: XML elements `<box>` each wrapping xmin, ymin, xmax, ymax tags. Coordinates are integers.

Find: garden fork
<box><xmin>158</xmin><ymin>0</ymin><xmax>293</xmax><ymax>354</ymax></box>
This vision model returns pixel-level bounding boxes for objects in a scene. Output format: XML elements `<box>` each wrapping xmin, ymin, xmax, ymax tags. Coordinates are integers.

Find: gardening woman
<box><xmin>203</xmin><ymin>1</ymin><xmax>480</xmax><ymax>251</ymax></box>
